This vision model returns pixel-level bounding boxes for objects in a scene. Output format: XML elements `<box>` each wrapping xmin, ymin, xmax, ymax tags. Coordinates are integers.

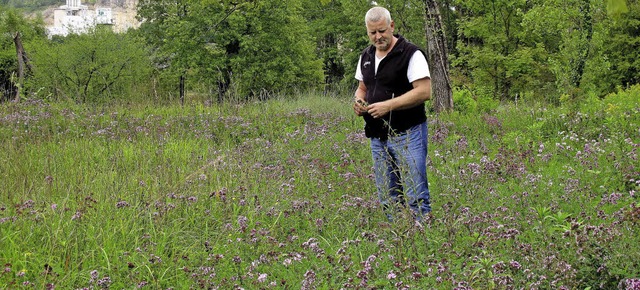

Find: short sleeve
<box><xmin>407</xmin><ymin>51</ymin><xmax>430</xmax><ymax>83</ymax></box>
<box><xmin>355</xmin><ymin>56</ymin><xmax>363</xmax><ymax>81</ymax></box>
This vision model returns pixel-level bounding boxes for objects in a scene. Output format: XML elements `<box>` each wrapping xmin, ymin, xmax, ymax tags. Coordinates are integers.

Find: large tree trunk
<box><xmin>424</xmin><ymin>0</ymin><xmax>453</xmax><ymax>113</ymax></box>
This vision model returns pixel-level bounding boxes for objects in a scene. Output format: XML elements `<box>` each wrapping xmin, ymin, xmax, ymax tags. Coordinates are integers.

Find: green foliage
<box><xmin>137</xmin><ymin>0</ymin><xmax>324</xmax><ymax>101</ymax></box>
<box><xmin>301</xmin><ymin>0</ymin><xmax>358</xmax><ymax>88</ymax></box>
<box><xmin>452</xmin><ymin>88</ymin><xmax>477</xmax><ymax>114</ymax></box>
<box><xmin>0</xmin><ymin>6</ymin><xmax>46</xmax><ymax>100</ymax></box>
<box><xmin>604</xmin><ymin>84</ymin><xmax>640</xmax><ymax>114</ymax></box>
<box><xmin>476</xmin><ymin>92</ymin><xmax>500</xmax><ymax>113</ymax></box>
<box><xmin>452</xmin><ymin>88</ymin><xmax>500</xmax><ymax>114</ymax></box>
<box><xmin>0</xmin><ymin>46</ymin><xmax>16</xmax><ymax>100</ymax></box>
<box><xmin>225</xmin><ymin>0</ymin><xmax>324</xmax><ymax>97</ymax></box>
<box><xmin>27</xmin><ymin>28</ymin><xmax>152</xmax><ymax>103</ymax></box>
<box><xmin>602</xmin><ymin>84</ymin><xmax>640</xmax><ymax>138</ymax></box>
<box><xmin>597</xmin><ymin>0</ymin><xmax>640</xmax><ymax>94</ymax></box>
<box><xmin>453</xmin><ymin>0</ymin><xmax>549</xmax><ymax>100</ymax></box>
<box><xmin>607</xmin><ymin>0</ymin><xmax>629</xmax><ymax>15</ymax></box>
<box><xmin>453</xmin><ymin>0</ymin><xmax>637</xmax><ymax>103</ymax></box>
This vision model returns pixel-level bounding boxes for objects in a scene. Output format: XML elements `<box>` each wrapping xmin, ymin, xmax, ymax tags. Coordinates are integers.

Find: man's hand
<box><xmin>364</xmin><ymin>78</ymin><xmax>431</xmax><ymax>118</ymax></box>
<box><xmin>354</xmin><ymin>98</ymin><xmax>368</xmax><ymax>116</ymax></box>
<box><xmin>366</xmin><ymin>101</ymin><xmax>392</xmax><ymax>119</ymax></box>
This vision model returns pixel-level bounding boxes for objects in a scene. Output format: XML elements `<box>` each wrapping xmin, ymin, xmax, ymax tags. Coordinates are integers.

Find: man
<box><xmin>353</xmin><ymin>6</ymin><xmax>432</xmax><ymax>223</ymax></box>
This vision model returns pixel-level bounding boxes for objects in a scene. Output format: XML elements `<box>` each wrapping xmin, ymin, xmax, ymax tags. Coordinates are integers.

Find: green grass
<box><xmin>0</xmin><ymin>91</ymin><xmax>638</xmax><ymax>289</ymax></box>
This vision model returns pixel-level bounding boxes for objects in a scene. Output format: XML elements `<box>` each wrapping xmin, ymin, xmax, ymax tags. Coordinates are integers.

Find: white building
<box><xmin>96</xmin><ymin>7</ymin><xmax>114</xmax><ymax>25</ymax></box>
<box><xmin>47</xmin><ymin>0</ymin><xmax>114</xmax><ymax>37</ymax></box>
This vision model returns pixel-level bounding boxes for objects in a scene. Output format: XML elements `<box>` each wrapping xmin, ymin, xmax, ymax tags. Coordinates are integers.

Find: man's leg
<box><xmin>390</xmin><ymin>122</ymin><xmax>431</xmax><ymax>219</ymax></box>
<box><xmin>371</xmin><ymin>138</ymin><xmax>403</xmax><ymax>220</ymax></box>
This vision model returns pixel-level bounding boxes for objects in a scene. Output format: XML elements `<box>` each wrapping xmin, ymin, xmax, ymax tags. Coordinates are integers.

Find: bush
<box><xmin>453</xmin><ymin>88</ymin><xmax>477</xmax><ymax>114</ymax></box>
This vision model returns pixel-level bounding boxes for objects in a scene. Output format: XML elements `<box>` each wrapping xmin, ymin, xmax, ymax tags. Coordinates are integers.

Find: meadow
<box><xmin>0</xmin><ymin>87</ymin><xmax>638</xmax><ymax>289</ymax></box>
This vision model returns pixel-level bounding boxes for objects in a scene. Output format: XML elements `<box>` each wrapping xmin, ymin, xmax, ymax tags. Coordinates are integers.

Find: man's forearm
<box><xmin>387</xmin><ymin>79</ymin><xmax>431</xmax><ymax>111</ymax></box>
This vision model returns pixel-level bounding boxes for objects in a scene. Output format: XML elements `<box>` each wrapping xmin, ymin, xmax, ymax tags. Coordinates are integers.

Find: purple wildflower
<box><xmin>509</xmin><ymin>260</ymin><xmax>522</xmax><ymax>270</ymax></box>
<box><xmin>71</xmin><ymin>211</ymin><xmax>83</xmax><ymax>221</ymax></box>
<box><xmin>97</xmin><ymin>276</ymin><xmax>112</xmax><ymax>288</ymax></box>
<box><xmin>137</xmin><ymin>281</ymin><xmax>148</xmax><ymax>288</ymax></box>
<box><xmin>89</xmin><ymin>270</ymin><xmax>99</xmax><ymax>283</ymax></box>
<box><xmin>621</xmin><ymin>278</ymin><xmax>640</xmax><ymax>290</ymax></box>
<box><xmin>237</xmin><ymin>215</ymin><xmax>248</xmax><ymax>232</ymax></box>
<box><xmin>387</xmin><ymin>270</ymin><xmax>397</xmax><ymax>279</ymax></box>
<box><xmin>301</xmin><ymin>270</ymin><xmax>316</xmax><ymax>290</ymax></box>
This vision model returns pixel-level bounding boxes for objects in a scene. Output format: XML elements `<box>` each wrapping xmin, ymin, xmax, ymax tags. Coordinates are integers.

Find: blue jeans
<box><xmin>370</xmin><ymin>122</ymin><xmax>431</xmax><ymax>221</ymax></box>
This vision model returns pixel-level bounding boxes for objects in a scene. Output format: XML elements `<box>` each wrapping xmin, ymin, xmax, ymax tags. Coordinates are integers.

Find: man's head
<box><xmin>365</xmin><ymin>7</ymin><xmax>395</xmax><ymax>53</ymax></box>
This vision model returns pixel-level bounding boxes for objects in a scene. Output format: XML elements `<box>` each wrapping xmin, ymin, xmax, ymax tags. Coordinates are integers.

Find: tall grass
<box><xmin>0</xmin><ymin>88</ymin><xmax>638</xmax><ymax>289</ymax></box>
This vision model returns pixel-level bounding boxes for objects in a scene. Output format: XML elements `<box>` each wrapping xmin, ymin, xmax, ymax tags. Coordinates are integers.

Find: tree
<box><xmin>599</xmin><ymin>0</ymin><xmax>639</xmax><ymax>92</ymax></box>
<box><xmin>454</xmin><ymin>0</ymin><xmax>551</xmax><ymax>100</ymax></box>
<box><xmin>301</xmin><ymin>0</ymin><xmax>353</xmax><ymax>91</ymax></box>
<box><xmin>12</xmin><ymin>31</ymin><xmax>31</xmax><ymax>102</ymax></box>
<box><xmin>137</xmin><ymin>0</ymin><xmax>323</xmax><ymax>102</ymax></box>
<box><xmin>223</xmin><ymin>0</ymin><xmax>323</xmax><ymax>98</ymax></box>
<box><xmin>424</xmin><ymin>0</ymin><xmax>453</xmax><ymax>112</ymax></box>
<box><xmin>136</xmin><ymin>0</ymin><xmax>231</xmax><ymax>104</ymax></box>
<box><xmin>28</xmin><ymin>27</ymin><xmax>152</xmax><ymax>103</ymax></box>
<box><xmin>0</xmin><ymin>7</ymin><xmax>45</xmax><ymax>102</ymax></box>
<box><xmin>519</xmin><ymin>0</ymin><xmax>614</xmax><ymax>100</ymax></box>
<box><xmin>570</xmin><ymin>0</ymin><xmax>595</xmax><ymax>89</ymax></box>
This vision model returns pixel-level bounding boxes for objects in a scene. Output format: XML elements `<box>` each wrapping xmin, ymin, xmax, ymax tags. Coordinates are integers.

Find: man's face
<box><xmin>366</xmin><ymin>19</ymin><xmax>394</xmax><ymax>52</ymax></box>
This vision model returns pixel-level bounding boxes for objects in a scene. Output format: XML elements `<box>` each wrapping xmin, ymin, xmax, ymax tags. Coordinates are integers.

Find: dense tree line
<box><xmin>0</xmin><ymin>0</ymin><xmax>637</xmax><ymax>105</ymax></box>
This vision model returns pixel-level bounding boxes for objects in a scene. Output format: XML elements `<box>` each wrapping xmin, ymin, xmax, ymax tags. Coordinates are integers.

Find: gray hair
<box><xmin>365</xmin><ymin>6</ymin><xmax>392</xmax><ymax>25</ymax></box>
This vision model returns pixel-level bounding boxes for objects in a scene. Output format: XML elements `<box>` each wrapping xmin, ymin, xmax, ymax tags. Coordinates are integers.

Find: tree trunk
<box><xmin>571</xmin><ymin>0</ymin><xmax>593</xmax><ymax>89</ymax></box>
<box><xmin>179</xmin><ymin>74</ymin><xmax>185</xmax><ymax>106</ymax></box>
<box><xmin>424</xmin><ymin>0</ymin><xmax>453</xmax><ymax>113</ymax></box>
<box><xmin>13</xmin><ymin>32</ymin><xmax>28</xmax><ymax>102</ymax></box>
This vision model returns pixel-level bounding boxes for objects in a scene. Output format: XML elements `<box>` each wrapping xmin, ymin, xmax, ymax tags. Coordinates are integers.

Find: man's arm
<box><xmin>366</xmin><ymin>77</ymin><xmax>431</xmax><ymax>119</ymax></box>
<box><xmin>353</xmin><ymin>81</ymin><xmax>368</xmax><ymax>116</ymax></box>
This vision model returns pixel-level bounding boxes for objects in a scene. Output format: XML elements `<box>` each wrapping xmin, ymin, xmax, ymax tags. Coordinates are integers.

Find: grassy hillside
<box><xmin>0</xmin><ymin>89</ymin><xmax>638</xmax><ymax>289</ymax></box>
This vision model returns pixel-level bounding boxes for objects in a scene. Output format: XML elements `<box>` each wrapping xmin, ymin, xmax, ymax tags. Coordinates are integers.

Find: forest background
<box><xmin>0</xmin><ymin>0</ymin><xmax>638</xmax><ymax>106</ymax></box>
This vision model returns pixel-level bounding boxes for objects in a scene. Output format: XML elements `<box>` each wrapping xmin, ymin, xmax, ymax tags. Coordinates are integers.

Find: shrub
<box><xmin>453</xmin><ymin>88</ymin><xmax>477</xmax><ymax>114</ymax></box>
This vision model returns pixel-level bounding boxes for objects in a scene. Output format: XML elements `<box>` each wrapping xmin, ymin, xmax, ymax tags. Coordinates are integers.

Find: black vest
<box><xmin>360</xmin><ymin>35</ymin><xmax>427</xmax><ymax>140</ymax></box>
